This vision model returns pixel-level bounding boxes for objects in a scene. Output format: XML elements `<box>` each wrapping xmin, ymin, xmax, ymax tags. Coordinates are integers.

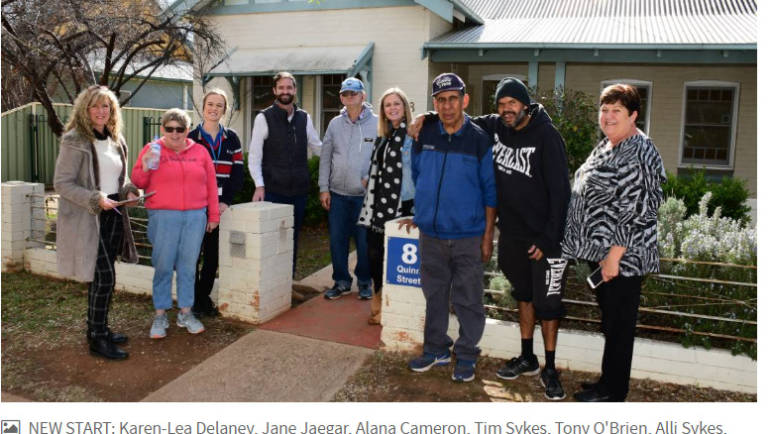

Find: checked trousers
<box><xmin>87</xmin><ymin>207</ymin><xmax>124</xmax><ymax>339</ymax></box>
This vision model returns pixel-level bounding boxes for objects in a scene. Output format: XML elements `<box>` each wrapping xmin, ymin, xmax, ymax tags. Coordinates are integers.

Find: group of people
<box><xmin>54</xmin><ymin>69</ymin><xmax>665</xmax><ymax>403</ymax></box>
<box><xmin>54</xmin><ymin>86</ymin><xmax>240</xmax><ymax>357</ymax></box>
<box><xmin>401</xmin><ymin>73</ymin><xmax>665</xmax><ymax>402</ymax></box>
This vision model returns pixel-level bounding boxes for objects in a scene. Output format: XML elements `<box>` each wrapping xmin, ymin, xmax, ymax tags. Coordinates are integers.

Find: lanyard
<box><xmin>201</xmin><ymin>124</ymin><xmax>223</xmax><ymax>162</ymax></box>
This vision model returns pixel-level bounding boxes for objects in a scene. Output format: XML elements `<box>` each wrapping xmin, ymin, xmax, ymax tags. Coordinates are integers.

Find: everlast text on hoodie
<box><xmin>473</xmin><ymin>104</ymin><xmax>571</xmax><ymax>252</ymax></box>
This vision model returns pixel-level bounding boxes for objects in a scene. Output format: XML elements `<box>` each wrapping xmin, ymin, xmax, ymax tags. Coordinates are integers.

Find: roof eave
<box><xmin>423</xmin><ymin>42</ymin><xmax>758</xmax><ymax>51</ymax></box>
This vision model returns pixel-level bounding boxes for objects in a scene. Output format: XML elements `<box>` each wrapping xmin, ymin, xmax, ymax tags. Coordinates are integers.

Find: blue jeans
<box><xmin>328</xmin><ymin>192</ymin><xmax>370</xmax><ymax>287</ymax></box>
<box><xmin>147</xmin><ymin>208</ymin><xmax>207</xmax><ymax>310</ymax></box>
<box><xmin>265</xmin><ymin>192</ymin><xmax>307</xmax><ymax>278</ymax></box>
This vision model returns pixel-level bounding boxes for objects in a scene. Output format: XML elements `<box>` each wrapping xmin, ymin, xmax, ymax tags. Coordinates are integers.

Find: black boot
<box><xmin>89</xmin><ymin>337</ymin><xmax>129</xmax><ymax>360</ymax></box>
<box><xmin>86</xmin><ymin>329</ymin><xmax>128</xmax><ymax>345</ymax></box>
<box><xmin>107</xmin><ymin>329</ymin><xmax>128</xmax><ymax>345</ymax></box>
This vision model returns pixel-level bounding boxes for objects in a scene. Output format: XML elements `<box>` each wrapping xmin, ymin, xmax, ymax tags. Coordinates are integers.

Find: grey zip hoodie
<box><xmin>319</xmin><ymin>102</ymin><xmax>378</xmax><ymax>196</ymax></box>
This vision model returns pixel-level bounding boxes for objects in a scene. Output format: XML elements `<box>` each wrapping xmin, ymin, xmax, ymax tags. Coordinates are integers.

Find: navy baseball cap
<box><xmin>432</xmin><ymin>72</ymin><xmax>465</xmax><ymax>96</ymax></box>
<box><xmin>340</xmin><ymin>77</ymin><xmax>365</xmax><ymax>93</ymax></box>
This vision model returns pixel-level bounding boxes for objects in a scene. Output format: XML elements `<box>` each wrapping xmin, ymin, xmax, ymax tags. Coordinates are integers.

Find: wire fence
<box><xmin>29</xmin><ymin>192</ymin><xmax>757</xmax><ymax>350</ymax></box>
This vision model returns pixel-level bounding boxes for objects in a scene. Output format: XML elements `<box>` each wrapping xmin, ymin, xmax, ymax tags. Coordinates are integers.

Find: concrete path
<box><xmin>142</xmin><ymin>329</ymin><xmax>372</xmax><ymax>402</ymax></box>
<box><xmin>143</xmin><ymin>255</ymin><xmax>378</xmax><ymax>402</ymax></box>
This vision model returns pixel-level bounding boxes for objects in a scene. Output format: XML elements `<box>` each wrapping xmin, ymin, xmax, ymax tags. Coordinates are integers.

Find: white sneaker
<box><xmin>177</xmin><ymin>312</ymin><xmax>205</xmax><ymax>334</ymax></box>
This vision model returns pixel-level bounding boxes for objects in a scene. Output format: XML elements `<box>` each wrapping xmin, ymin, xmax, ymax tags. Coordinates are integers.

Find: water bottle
<box><xmin>148</xmin><ymin>141</ymin><xmax>161</xmax><ymax>170</ymax></box>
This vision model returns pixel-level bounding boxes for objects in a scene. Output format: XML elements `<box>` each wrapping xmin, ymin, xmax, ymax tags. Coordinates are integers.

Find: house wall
<box><xmin>122</xmin><ymin>79</ymin><xmax>191</xmax><ymax>111</ymax></box>
<box><xmin>452</xmin><ymin>62</ymin><xmax>756</xmax><ymax>195</ymax></box>
<box><xmin>199</xmin><ymin>5</ymin><xmax>452</xmax><ymax>143</ymax></box>
<box><xmin>565</xmin><ymin>63</ymin><xmax>757</xmax><ymax>195</ymax></box>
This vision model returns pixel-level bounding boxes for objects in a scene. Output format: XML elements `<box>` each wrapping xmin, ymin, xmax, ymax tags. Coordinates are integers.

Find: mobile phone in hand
<box><xmin>587</xmin><ymin>267</ymin><xmax>604</xmax><ymax>289</ymax></box>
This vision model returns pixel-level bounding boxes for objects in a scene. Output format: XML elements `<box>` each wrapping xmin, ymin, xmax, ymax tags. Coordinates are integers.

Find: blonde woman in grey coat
<box><xmin>54</xmin><ymin>85</ymin><xmax>139</xmax><ymax>360</ymax></box>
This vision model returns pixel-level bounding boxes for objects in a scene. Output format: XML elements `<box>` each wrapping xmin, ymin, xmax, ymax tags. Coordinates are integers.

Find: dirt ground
<box><xmin>333</xmin><ymin>351</ymin><xmax>756</xmax><ymax>402</ymax></box>
<box><xmin>2</xmin><ymin>272</ymin><xmax>756</xmax><ymax>402</ymax></box>
<box><xmin>1</xmin><ymin>272</ymin><xmax>255</xmax><ymax>401</ymax></box>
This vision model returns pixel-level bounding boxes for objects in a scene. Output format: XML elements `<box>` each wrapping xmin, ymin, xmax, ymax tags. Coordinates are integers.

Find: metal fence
<box><xmin>28</xmin><ymin>192</ymin><xmax>757</xmax><ymax>349</ymax></box>
<box><xmin>1</xmin><ymin>102</ymin><xmax>192</xmax><ymax>186</ymax></box>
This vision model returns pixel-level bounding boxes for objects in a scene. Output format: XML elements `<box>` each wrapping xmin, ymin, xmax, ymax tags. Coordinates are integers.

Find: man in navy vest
<box><xmin>248</xmin><ymin>71</ymin><xmax>322</xmax><ymax>277</ymax></box>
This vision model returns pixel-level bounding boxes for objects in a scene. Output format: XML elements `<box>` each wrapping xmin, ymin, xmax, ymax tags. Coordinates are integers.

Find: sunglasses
<box><xmin>164</xmin><ymin>126</ymin><xmax>186</xmax><ymax>133</ymax></box>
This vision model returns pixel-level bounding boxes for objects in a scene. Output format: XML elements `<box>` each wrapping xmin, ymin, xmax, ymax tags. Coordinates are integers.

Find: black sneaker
<box><xmin>496</xmin><ymin>355</ymin><xmax>540</xmax><ymax>380</ymax></box>
<box><xmin>540</xmin><ymin>367</ymin><xmax>566</xmax><ymax>400</ymax></box>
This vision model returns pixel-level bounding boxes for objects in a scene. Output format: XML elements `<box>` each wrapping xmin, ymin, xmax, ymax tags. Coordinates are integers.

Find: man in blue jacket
<box><xmin>402</xmin><ymin>73</ymin><xmax>497</xmax><ymax>382</ymax></box>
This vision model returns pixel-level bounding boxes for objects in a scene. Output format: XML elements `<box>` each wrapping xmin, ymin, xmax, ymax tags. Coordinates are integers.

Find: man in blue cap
<box><xmin>319</xmin><ymin>77</ymin><xmax>378</xmax><ymax>300</ymax></box>
<box><xmin>401</xmin><ymin>72</ymin><xmax>497</xmax><ymax>383</ymax></box>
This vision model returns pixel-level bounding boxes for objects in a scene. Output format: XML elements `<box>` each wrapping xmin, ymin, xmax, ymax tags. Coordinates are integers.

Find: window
<box><xmin>319</xmin><ymin>74</ymin><xmax>346</xmax><ymax>137</ymax></box>
<box><xmin>601</xmin><ymin>79</ymin><xmax>652</xmax><ymax>135</ymax></box>
<box><xmin>250</xmin><ymin>76</ymin><xmax>274</xmax><ymax>124</ymax></box>
<box><xmin>680</xmin><ymin>81</ymin><xmax>739</xmax><ymax>167</ymax></box>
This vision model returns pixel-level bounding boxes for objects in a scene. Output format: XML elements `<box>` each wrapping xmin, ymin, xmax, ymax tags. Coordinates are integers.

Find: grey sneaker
<box><xmin>149</xmin><ymin>313</ymin><xmax>169</xmax><ymax>339</ymax></box>
<box><xmin>177</xmin><ymin>311</ymin><xmax>205</xmax><ymax>334</ymax></box>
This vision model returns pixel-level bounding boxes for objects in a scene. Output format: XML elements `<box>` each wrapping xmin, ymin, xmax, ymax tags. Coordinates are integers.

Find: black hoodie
<box><xmin>472</xmin><ymin>104</ymin><xmax>571</xmax><ymax>253</ymax></box>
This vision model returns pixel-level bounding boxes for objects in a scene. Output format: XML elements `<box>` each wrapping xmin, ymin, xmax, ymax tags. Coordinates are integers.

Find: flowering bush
<box><xmin>658</xmin><ymin>192</ymin><xmax>756</xmax><ymax>265</ymax></box>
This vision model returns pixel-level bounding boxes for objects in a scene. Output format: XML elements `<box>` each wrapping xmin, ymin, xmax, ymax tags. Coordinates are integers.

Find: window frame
<box><xmin>678</xmin><ymin>80</ymin><xmax>740</xmax><ymax>170</ymax></box>
<box><xmin>600</xmin><ymin>79</ymin><xmax>653</xmax><ymax>136</ymax></box>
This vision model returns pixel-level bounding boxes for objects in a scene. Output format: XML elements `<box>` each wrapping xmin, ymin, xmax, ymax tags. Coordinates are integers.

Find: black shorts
<box><xmin>498</xmin><ymin>236</ymin><xmax>567</xmax><ymax>320</ymax></box>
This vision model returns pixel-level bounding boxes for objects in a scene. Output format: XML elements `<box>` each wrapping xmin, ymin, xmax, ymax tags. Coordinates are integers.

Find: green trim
<box><xmin>415</xmin><ymin>0</ymin><xmax>452</xmax><ymax>23</ymax></box>
<box><xmin>424</xmin><ymin>42</ymin><xmax>757</xmax><ymax>51</ymax></box>
<box><xmin>555</xmin><ymin>62</ymin><xmax>565</xmax><ymax>90</ymax></box>
<box><xmin>448</xmin><ymin>0</ymin><xmax>483</xmax><ymax>25</ymax></box>
<box><xmin>349</xmin><ymin>42</ymin><xmax>375</xmax><ymax>103</ymax></box>
<box><xmin>204</xmin><ymin>0</ymin><xmax>414</xmax><ymax>15</ymax></box>
<box><xmin>528</xmin><ymin>61</ymin><xmax>538</xmax><ymax>89</ymax></box>
<box><xmin>427</xmin><ymin>48</ymin><xmax>757</xmax><ymax>64</ymax></box>
<box><xmin>225</xmin><ymin>76</ymin><xmax>241</xmax><ymax>110</ymax></box>
<box><xmin>208</xmin><ymin>69</ymin><xmax>351</xmax><ymax>77</ymax></box>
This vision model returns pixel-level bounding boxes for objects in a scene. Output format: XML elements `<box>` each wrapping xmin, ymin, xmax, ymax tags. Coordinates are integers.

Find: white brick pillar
<box><xmin>217</xmin><ymin>201</ymin><xmax>294</xmax><ymax>324</ymax></box>
<box><xmin>380</xmin><ymin>219</ymin><xmax>428</xmax><ymax>352</ymax></box>
<box><xmin>2</xmin><ymin>181</ymin><xmax>45</xmax><ymax>272</ymax></box>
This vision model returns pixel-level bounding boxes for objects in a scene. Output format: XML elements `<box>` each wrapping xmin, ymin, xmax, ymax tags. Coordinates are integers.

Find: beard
<box><xmin>501</xmin><ymin>108</ymin><xmax>528</xmax><ymax>128</ymax></box>
<box><xmin>276</xmin><ymin>93</ymin><xmax>294</xmax><ymax>105</ymax></box>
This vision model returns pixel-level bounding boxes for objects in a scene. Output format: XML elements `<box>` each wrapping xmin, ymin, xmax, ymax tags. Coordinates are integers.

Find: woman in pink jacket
<box><xmin>132</xmin><ymin>108</ymin><xmax>219</xmax><ymax>339</ymax></box>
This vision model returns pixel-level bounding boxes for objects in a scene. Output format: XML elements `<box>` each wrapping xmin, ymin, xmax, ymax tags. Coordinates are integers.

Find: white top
<box><xmin>94</xmin><ymin>136</ymin><xmax>122</xmax><ymax>196</ymax></box>
<box><xmin>247</xmin><ymin>111</ymin><xmax>322</xmax><ymax>188</ymax></box>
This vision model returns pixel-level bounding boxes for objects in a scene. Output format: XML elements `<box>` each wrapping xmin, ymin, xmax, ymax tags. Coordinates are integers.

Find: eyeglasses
<box><xmin>340</xmin><ymin>91</ymin><xmax>360</xmax><ymax>97</ymax></box>
<box><xmin>164</xmin><ymin>126</ymin><xmax>186</xmax><ymax>133</ymax></box>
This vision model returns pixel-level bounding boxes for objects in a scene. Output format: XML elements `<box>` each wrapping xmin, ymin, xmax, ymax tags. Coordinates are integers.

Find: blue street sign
<box><xmin>386</xmin><ymin>236</ymin><xmax>421</xmax><ymax>287</ymax></box>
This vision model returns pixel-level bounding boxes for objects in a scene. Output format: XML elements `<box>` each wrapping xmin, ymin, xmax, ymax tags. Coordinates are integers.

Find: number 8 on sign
<box><xmin>401</xmin><ymin>242</ymin><xmax>418</xmax><ymax>265</ymax></box>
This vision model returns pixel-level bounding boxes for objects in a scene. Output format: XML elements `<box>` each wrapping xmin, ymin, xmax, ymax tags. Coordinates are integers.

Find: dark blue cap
<box><xmin>432</xmin><ymin>73</ymin><xmax>465</xmax><ymax>97</ymax></box>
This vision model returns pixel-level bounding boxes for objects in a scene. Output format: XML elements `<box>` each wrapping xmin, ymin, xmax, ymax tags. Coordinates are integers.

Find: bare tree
<box><xmin>1</xmin><ymin>0</ymin><xmax>224</xmax><ymax>135</ymax></box>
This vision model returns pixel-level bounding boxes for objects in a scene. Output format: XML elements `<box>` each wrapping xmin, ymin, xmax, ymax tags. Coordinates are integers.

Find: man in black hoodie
<box><xmin>413</xmin><ymin>77</ymin><xmax>571</xmax><ymax>400</ymax></box>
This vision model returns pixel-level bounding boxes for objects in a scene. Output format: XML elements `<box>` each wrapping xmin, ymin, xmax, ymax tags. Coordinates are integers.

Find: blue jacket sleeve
<box><xmin>479</xmin><ymin>143</ymin><xmax>497</xmax><ymax>208</ymax></box>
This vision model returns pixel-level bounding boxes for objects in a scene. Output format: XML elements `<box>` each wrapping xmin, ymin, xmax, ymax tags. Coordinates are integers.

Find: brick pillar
<box><xmin>380</xmin><ymin>219</ymin><xmax>427</xmax><ymax>352</ymax></box>
<box><xmin>2</xmin><ymin>181</ymin><xmax>45</xmax><ymax>272</ymax></box>
<box><xmin>217</xmin><ymin>201</ymin><xmax>294</xmax><ymax>324</ymax></box>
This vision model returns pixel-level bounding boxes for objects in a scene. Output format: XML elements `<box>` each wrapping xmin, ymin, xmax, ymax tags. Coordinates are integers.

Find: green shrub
<box><xmin>304</xmin><ymin>155</ymin><xmax>325</xmax><ymax>226</ymax></box>
<box><xmin>531</xmin><ymin>87</ymin><xmax>598</xmax><ymax>177</ymax></box>
<box><xmin>663</xmin><ymin>170</ymin><xmax>750</xmax><ymax>222</ymax></box>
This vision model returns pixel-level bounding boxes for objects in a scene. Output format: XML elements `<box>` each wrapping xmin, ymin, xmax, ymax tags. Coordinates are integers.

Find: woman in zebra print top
<box><xmin>563</xmin><ymin>84</ymin><xmax>666</xmax><ymax>402</ymax></box>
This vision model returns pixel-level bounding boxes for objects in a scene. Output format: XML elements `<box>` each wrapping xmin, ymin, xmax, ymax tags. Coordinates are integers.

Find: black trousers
<box><xmin>366</xmin><ymin>229</ymin><xmax>385</xmax><ymax>294</ymax></box>
<box><xmin>194</xmin><ymin>226</ymin><xmax>219</xmax><ymax>312</ymax></box>
<box><xmin>594</xmin><ymin>271</ymin><xmax>643</xmax><ymax>401</ymax></box>
<box><xmin>88</xmin><ymin>207</ymin><xmax>123</xmax><ymax>339</ymax></box>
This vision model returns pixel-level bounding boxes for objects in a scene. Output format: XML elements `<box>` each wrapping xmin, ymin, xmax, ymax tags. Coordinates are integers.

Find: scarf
<box><xmin>359</xmin><ymin>122</ymin><xmax>409</xmax><ymax>232</ymax></box>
